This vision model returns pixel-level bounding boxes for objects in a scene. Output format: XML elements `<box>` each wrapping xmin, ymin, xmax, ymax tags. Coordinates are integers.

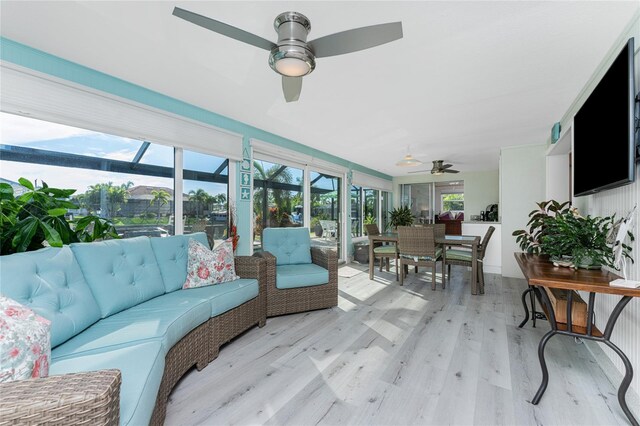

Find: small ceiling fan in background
<box><xmin>408</xmin><ymin>160</ymin><xmax>460</xmax><ymax>175</ymax></box>
<box><xmin>172</xmin><ymin>7</ymin><xmax>403</xmax><ymax>102</ymax></box>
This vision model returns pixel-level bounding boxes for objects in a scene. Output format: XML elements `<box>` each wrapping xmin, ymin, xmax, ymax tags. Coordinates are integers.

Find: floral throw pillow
<box><xmin>0</xmin><ymin>296</ymin><xmax>51</xmax><ymax>383</ymax></box>
<box><xmin>183</xmin><ymin>238</ymin><xmax>239</xmax><ymax>289</ymax></box>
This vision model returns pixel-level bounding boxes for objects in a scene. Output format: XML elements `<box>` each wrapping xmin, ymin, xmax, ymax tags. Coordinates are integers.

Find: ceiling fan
<box><xmin>408</xmin><ymin>160</ymin><xmax>460</xmax><ymax>175</ymax></box>
<box><xmin>172</xmin><ymin>7</ymin><xmax>403</xmax><ymax>102</ymax></box>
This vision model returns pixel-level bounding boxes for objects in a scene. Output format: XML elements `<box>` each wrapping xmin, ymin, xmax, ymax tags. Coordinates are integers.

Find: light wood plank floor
<box><xmin>165</xmin><ymin>264</ymin><xmax>639</xmax><ymax>425</ymax></box>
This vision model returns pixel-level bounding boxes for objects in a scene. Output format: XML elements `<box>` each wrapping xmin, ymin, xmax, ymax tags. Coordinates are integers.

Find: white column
<box><xmin>174</xmin><ymin>147</ymin><xmax>184</xmax><ymax>235</ymax></box>
<box><xmin>303</xmin><ymin>165</ymin><xmax>311</xmax><ymax>228</ymax></box>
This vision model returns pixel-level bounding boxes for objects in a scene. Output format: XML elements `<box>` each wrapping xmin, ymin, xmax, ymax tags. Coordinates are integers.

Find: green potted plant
<box><xmin>512</xmin><ymin>200</ymin><xmax>634</xmax><ymax>269</ymax></box>
<box><xmin>1</xmin><ymin>178</ymin><xmax>119</xmax><ymax>255</ymax></box>
<box><xmin>388</xmin><ymin>206</ymin><xmax>414</xmax><ymax>230</ymax></box>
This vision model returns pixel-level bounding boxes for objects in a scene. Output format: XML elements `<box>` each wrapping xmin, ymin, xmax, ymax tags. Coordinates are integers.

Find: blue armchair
<box><xmin>254</xmin><ymin>227</ymin><xmax>338</xmax><ymax>317</ymax></box>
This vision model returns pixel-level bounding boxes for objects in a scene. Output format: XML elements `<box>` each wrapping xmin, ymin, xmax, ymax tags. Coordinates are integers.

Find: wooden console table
<box><xmin>515</xmin><ymin>253</ymin><xmax>640</xmax><ymax>426</ymax></box>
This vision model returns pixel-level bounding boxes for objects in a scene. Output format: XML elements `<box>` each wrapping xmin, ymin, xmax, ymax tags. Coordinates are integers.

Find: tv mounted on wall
<box><xmin>573</xmin><ymin>37</ymin><xmax>637</xmax><ymax>197</ymax></box>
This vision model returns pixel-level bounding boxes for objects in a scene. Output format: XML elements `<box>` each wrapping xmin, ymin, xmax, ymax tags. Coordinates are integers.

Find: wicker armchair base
<box><xmin>255</xmin><ymin>247</ymin><xmax>338</xmax><ymax>317</ymax></box>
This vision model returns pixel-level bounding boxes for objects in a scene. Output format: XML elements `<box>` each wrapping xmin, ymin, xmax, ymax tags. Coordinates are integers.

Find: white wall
<box><xmin>462</xmin><ymin>222</ymin><xmax>502</xmax><ymax>274</ymax></box>
<box><xmin>500</xmin><ymin>144</ymin><xmax>547</xmax><ymax>278</ymax></box>
<box><xmin>394</xmin><ymin>170</ymin><xmax>499</xmax><ymax>219</ymax></box>
<box><xmin>545</xmin><ymin>153</ymin><xmax>571</xmax><ymax>202</ymax></box>
<box><xmin>545</xmin><ymin>11</ymin><xmax>639</xmax><ymax>394</ymax></box>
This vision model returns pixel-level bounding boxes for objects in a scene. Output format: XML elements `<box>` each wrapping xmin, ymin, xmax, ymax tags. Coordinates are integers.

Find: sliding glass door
<box><xmin>310</xmin><ymin>171</ymin><xmax>341</xmax><ymax>257</ymax></box>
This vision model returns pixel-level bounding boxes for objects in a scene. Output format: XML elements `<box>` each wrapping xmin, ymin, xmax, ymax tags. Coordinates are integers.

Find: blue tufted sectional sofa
<box><xmin>0</xmin><ymin>232</ymin><xmax>266</xmax><ymax>425</ymax></box>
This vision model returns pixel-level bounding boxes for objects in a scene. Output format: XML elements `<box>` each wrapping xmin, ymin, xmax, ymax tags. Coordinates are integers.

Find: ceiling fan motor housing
<box><xmin>269</xmin><ymin>12</ymin><xmax>316</xmax><ymax>77</ymax></box>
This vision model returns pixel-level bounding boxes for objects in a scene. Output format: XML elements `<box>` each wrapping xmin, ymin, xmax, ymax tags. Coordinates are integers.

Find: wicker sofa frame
<box><xmin>254</xmin><ymin>247</ymin><xmax>337</xmax><ymax>317</ymax></box>
<box><xmin>0</xmin><ymin>255</ymin><xmax>267</xmax><ymax>426</ymax></box>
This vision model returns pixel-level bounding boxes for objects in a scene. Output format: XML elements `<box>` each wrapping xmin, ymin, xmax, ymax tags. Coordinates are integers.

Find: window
<box><xmin>381</xmin><ymin>191</ymin><xmax>391</xmax><ymax>232</ymax></box>
<box><xmin>0</xmin><ymin>113</ymin><xmax>175</xmax><ymax>239</ymax></box>
<box><xmin>350</xmin><ymin>185</ymin><xmax>362</xmax><ymax>237</ymax></box>
<box><xmin>0</xmin><ymin>112</ymin><xmax>230</xmax><ymax>241</ymax></box>
<box><xmin>253</xmin><ymin>158</ymin><xmax>304</xmax><ymax>250</ymax></box>
<box><xmin>183</xmin><ymin>150</ymin><xmax>229</xmax><ymax>247</ymax></box>
<box><xmin>442</xmin><ymin>193</ymin><xmax>464</xmax><ymax>213</ymax></box>
<box><xmin>363</xmin><ymin>189</ymin><xmax>379</xmax><ymax>235</ymax></box>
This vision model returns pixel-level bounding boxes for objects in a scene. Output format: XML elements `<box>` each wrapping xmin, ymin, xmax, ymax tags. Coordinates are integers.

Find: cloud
<box><xmin>1</xmin><ymin>112</ymin><xmax>94</xmax><ymax>144</ymax></box>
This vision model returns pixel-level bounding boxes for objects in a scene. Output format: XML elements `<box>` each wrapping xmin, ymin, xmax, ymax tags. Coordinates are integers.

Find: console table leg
<box><xmin>530</xmin><ymin>286</ymin><xmax>537</xmax><ymax>328</ymax></box>
<box><xmin>603</xmin><ymin>339</ymin><xmax>638</xmax><ymax>426</ymax></box>
<box><xmin>518</xmin><ymin>287</ymin><xmax>531</xmax><ymax>328</ymax></box>
<box><xmin>532</xmin><ymin>329</ymin><xmax>556</xmax><ymax>405</ymax></box>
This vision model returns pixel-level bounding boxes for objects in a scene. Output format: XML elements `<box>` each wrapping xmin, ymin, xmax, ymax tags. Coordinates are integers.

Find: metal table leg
<box><xmin>518</xmin><ymin>287</ymin><xmax>532</xmax><ymax>328</ymax></box>
<box><xmin>530</xmin><ymin>287</ymin><xmax>638</xmax><ymax>426</ymax></box>
<box><xmin>519</xmin><ymin>286</ymin><xmax>546</xmax><ymax>329</ymax></box>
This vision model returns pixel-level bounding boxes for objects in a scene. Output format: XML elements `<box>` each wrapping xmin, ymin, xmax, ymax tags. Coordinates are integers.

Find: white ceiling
<box><xmin>1</xmin><ymin>1</ymin><xmax>637</xmax><ymax>177</ymax></box>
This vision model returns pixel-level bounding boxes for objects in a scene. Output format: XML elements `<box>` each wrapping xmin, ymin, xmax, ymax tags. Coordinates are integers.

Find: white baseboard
<box><xmin>484</xmin><ymin>265</ymin><xmax>501</xmax><ymax>274</ymax></box>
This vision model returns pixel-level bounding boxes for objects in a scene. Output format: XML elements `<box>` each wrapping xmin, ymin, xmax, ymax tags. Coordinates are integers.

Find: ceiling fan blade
<box><xmin>173</xmin><ymin>7</ymin><xmax>276</xmax><ymax>51</ymax></box>
<box><xmin>308</xmin><ymin>22</ymin><xmax>402</xmax><ymax>58</ymax></box>
<box><xmin>441</xmin><ymin>164</ymin><xmax>453</xmax><ymax>169</ymax></box>
<box><xmin>408</xmin><ymin>170</ymin><xmax>430</xmax><ymax>174</ymax></box>
<box><xmin>443</xmin><ymin>169</ymin><xmax>460</xmax><ymax>173</ymax></box>
<box><xmin>282</xmin><ymin>76</ymin><xmax>303</xmax><ymax>102</ymax></box>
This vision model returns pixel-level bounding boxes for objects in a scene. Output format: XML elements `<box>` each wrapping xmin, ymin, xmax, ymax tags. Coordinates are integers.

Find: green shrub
<box><xmin>1</xmin><ymin>178</ymin><xmax>119</xmax><ymax>255</ymax></box>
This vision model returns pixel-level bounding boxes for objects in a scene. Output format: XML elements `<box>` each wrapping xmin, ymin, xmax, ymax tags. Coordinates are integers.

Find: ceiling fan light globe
<box><xmin>269</xmin><ymin>47</ymin><xmax>315</xmax><ymax>77</ymax></box>
<box><xmin>275</xmin><ymin>57</ymin><xmax>310</xmax><ymax>77</ymax></box>
<box><xmin>396</xmin><ymin>154</ymin><xmax>422</xmax><ymax>167</ymax></box>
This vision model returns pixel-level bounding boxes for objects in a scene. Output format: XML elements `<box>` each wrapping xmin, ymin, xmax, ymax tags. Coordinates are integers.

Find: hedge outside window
<box><xmin>442</xmin><ymin>193</ymin><xmax>464</xmax><ymax>214</ymax></box>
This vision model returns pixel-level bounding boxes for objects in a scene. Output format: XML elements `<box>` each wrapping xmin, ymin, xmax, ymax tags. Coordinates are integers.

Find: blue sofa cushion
<box><xmin>0</xmin><ymin>246</ymin><xmax>101</xmax><ymax>347</ymax></box>
<box><xmin>262</xmin><ymin>228</ymin><xmax>312</xmax><ymax>266</ymax></box>
<box><xmin>51</xmin><ymin>341</ymin><xmax>165</xmax><ymax>426</ymax></box>
<box><xmin>150</xmin><ymin>233</ymin><xmax>209</xmax><ymax>292</ymax></box>
<box><xmin>71</xmin><ymin>237</ymin><xmax>166</xmax><ymax>318</ymax></box>
<box><xmin>276</xmin><ymin>264</ymin><xmax>329</xmax><ymax>289</ymax></box>
<box><xmin>182</xmin><ymin>278</ymin><xmax>259</xmax><ymax>317</ymax></box>
<box><xmin>52</xmin><ymin>290</ymin><xmax>211</xmax><ymax>361</ymax></box>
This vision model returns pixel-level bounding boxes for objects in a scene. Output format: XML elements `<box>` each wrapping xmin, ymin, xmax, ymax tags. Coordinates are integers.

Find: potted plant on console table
<box><xmin>512</xmin><ymin>200</ymin><xmax>634</xmax><ymax>269</ymax></box>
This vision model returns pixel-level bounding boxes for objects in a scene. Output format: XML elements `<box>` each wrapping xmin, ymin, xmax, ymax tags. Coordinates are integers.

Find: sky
<box><xmin>0</xmin><ymin>112</ymin><xmax>228</xmax><ymax>196</ymax></box>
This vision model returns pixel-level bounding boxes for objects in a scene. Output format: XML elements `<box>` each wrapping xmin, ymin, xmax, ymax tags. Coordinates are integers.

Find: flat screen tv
<box><xmin>573</xmin><ymin>37</ymin><xmax>637</xmax><ymax>197</ymax></box>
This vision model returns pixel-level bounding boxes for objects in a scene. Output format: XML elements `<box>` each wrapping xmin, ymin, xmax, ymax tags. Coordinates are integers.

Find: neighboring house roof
<box><xmin>0</xmin><ymin>178</ymin><xmax>28</xmax><ymax>196</ymax></box>
<box><xmin>127</xmin><ymin>185</ymin><xmax>175</xmax><ymax>200</ymax></box>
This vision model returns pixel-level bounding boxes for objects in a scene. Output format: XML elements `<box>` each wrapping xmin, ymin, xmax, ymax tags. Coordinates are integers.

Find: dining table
<box><xmin>367</xmin><ymin>232</ymin><xmax>482</xmax><ymax>294</ymax></box>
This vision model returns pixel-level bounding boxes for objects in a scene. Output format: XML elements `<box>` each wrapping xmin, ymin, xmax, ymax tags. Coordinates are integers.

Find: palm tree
<box><xmin>83</xmin><ymin>181</ymin><xmax>131</xmax><ymax>218</ymax></box>
<box><xmin>188</xmin><ymin>189</ymin><xmax>211</xmax><ymax>218</ymax></box>
<box><xmin>150</xmin><ymin>189</ymin><xmax>170</xmax><ymax>222</ymax></box>
<box><xmin>253</xmin><ymin>161</ymin><xmax>294</xmax><ymax>228</ymax></box>
<box><xmin>213</xmin><ymin>193</ymin><xmax>227</xmax><ymax>207</ymax></box>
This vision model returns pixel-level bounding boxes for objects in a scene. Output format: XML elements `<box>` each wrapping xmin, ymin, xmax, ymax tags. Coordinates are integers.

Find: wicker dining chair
<box><xmin>397</xmin><ymin>225</ymin><xmax>444</xmax><ymax>289</ymax></box>
<box><xmin>406</xmin><ymin>223</ymin><xmax>445</xmax><ymax>276</ymax></box>
<box><xmin>445</xmin><ymin>226</ymin><xmax>495</xmax><ymax>293</ymax></box>
<box><xmin>365</xmin><ymin>223</ymin><xmax>398</xmax><ymax>280</ymax></box>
